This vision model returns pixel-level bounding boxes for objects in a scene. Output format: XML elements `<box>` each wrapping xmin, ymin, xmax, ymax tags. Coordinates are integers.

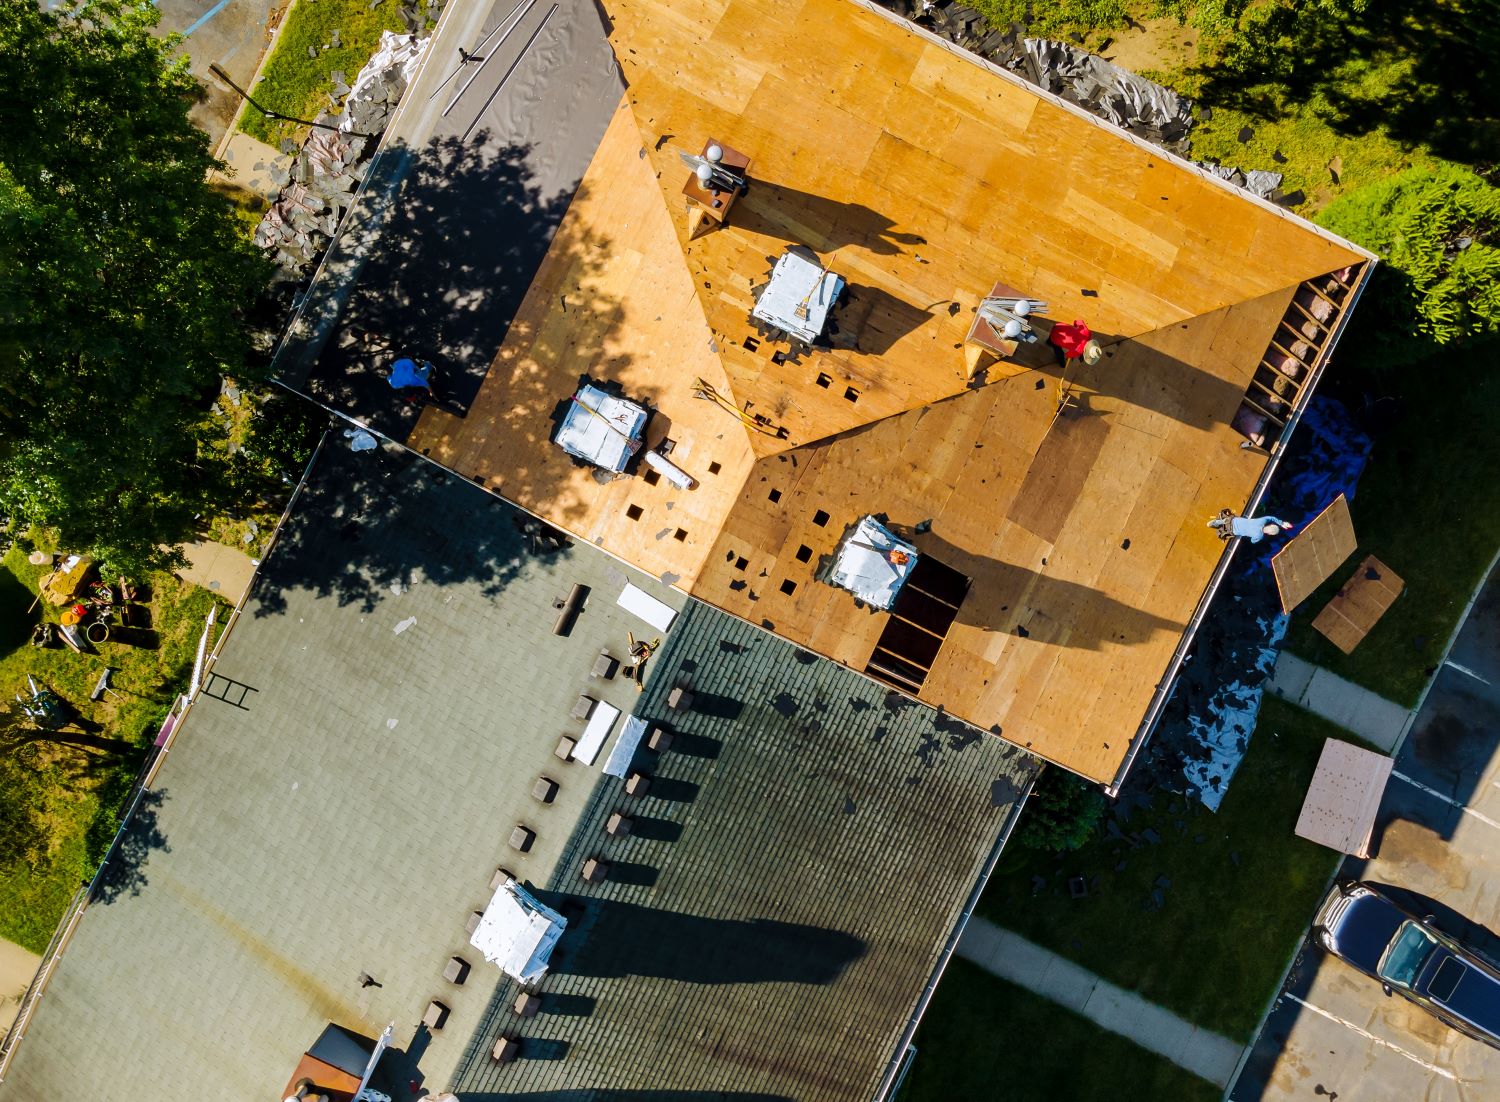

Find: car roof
<box><xmin>1421</xmin><ymin>949</ymin><xmax>1500</xmax><ymax>1035</ymax></box>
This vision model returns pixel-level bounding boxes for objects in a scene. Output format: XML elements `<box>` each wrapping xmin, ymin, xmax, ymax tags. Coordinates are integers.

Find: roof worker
<box><xmin>1207</xmin><ymin>509</ymin><xmax>1295</xmax><ymax>544</ymax></box>
<box><xmin>387</xmin><ymin>356</ymin><xmax>435</xmax><ymax>403</ymax></box>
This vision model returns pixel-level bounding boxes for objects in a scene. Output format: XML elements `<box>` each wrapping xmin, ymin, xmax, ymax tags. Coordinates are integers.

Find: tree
<box><xmin>0</xmin><ymin>0</ymin><xmax>270</xmax><ymax>575</ymax></box>
<box><xmin>1317</xmin><ymin>165</ymin><xmax>1500</xmax><ymax>367</ymax></box>
<box><xmin>1015</xmin><ymin>766</ymin><xmax>1108</xmax><ymax>853</ymax></box>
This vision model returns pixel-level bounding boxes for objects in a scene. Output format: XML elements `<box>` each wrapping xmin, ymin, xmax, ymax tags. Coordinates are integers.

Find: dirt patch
<box><xmin>0</xmin><ymin>937</ymin><xmax>42</xmax><ymax>1032</ymax></box>
<box><xmin>1098</xmin><ymin>16</ymin><xmax>1199</xmax><ymax>76</ymax></box>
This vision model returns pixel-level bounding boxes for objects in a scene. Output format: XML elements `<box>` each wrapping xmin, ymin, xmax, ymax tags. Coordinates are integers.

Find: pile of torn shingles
<box><xmin>254</xmin><ymin>31</ymin><xmax>431</xmax><ymax>277</ymax></box>
<box><xmin>875</xmin><ymin>1</ymin><xmax>1194</xmax><ymax>154</ymax></box>
<box><xmin>875</xmin><ymin>0</ymin><xmax>1290</xmax><ymax>201</ymax></box>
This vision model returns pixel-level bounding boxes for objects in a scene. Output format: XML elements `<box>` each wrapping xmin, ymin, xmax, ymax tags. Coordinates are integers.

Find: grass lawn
<box><xmin>978</xmin><ymin>696</ymin><xmax>1358</xmax><ymax>1041</ymax></box>
<box><xmin>900</xmin><ymin>961</ymin><xmax>1221</xmax><ymax>1102</ymax></box>
<box><xmin>0</xmin><ymin>547</ymin><xmax>226</xmax><ymax>953</ymax></box>
<box><xmin>1282</xmin><ymin>339</ymin><xmax>1500</xmax><ymax>705</ymax></box>
<box><xmin>237</xmin><ymin>0</ymin><xmax>415</xmax><ymax>147</ymax></box>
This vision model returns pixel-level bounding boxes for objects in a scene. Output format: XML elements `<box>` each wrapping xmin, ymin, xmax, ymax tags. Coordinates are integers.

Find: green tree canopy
<box><xmin>1317</xmin><ymin>164</ymin><xmax>1500</xmax><ymax>365</ymax></box>
<box><xmin>0</xmin><ymin>0</ymin><xmax>268</xmax><ymax>574</ymax></box>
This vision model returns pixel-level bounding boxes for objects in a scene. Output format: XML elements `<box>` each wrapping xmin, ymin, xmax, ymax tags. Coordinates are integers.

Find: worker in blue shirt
<box><xmin>1208</xmin><ymin>510</ymin><xmax>1295</xmax><ymax>543</ymax></box>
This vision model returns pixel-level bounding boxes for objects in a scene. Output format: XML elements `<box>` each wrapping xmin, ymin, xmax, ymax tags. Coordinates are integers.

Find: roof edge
<box><xmin>1105</xmin><ymin>256</ymin><xmax>1380</xmax><ymax>796</ymax></box>
<box><xmin>847</xmin><ymin>0</ymin><xmax>1377</xmax><ymax>264</ymax></box>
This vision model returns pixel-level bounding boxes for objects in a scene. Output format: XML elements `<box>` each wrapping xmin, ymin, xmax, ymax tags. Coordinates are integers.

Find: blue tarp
<box><xmin>1159</xmin><ymin>397</ymin><xmax>1374</xmax><ymax>809</ymax></box>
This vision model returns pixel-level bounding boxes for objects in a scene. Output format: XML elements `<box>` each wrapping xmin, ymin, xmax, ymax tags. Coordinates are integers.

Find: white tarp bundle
<box><xmin>827</xmin><ymin>516</ymin><xmax>918</xmax><ymax>610</ymax></box>
<box><xmin>753</xmin><ymin>249</ymin><xmax>845</xmax><ymax>343</ymax></box>
<box><xmin>470</xmin><ymin>880</ymin><xmax>567</xmax><ymax>984</ymax></box>
<box><xmin>555</xmin><ymin>384</ymin><xmax>647</xmax><ymax>472</ymax></box>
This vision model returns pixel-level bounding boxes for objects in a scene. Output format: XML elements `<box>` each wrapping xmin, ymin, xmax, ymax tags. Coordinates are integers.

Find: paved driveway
<box><xmin>1233</xmin><ymin>570</ymin><xmax>1500</xmax><ymax>1100</ymax></box>
<box><xmin>157</xmin><ymin>0</ymin><xmax>287</xmax><ymax>147</ymax></box>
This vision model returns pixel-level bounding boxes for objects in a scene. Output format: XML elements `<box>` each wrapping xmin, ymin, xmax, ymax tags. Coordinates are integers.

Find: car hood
<box><xmin>1321</xmin><ymin>889</ymin><xmax>1406</xmax><ymax>973</ymax></box>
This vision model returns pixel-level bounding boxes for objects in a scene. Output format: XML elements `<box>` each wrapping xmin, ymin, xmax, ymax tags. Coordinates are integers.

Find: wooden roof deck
<box><xmin>611</xmin><ymin>0</ymin><xmax>1364</xmax><ymax>456</ymax></box>
<box><xmin>408</xmin><ymin>0</ymin><xmax>1372</xmax><ymax>781</ymax></box>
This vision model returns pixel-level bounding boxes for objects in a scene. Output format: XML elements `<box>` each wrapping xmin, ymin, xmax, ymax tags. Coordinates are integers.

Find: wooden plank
<box><xmin>1311</xmin><ymin>555</ymin><xmax>1405</xmax><ymax>654</ymax></box>
<box><xmin>1272</xmin><ymin>495</ymin><xmax>1358</xmax><ymax>613</ymax></box>
<box><xmin>1295</xmin><ymin>738</ymin><xmax>1393</xmax><ymax>856</ymax></box>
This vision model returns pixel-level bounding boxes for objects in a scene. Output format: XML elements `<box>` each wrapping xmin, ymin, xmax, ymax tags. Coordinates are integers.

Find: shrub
<box><xmin>1015</xmin><ymin>766</ymin><xmax>1109</xmax><ymax>852</ymax></box>
<box><xmin>1316</xmin><ymin>164</ymin><xmax>1500</xmax><ymax>364</ymax></box>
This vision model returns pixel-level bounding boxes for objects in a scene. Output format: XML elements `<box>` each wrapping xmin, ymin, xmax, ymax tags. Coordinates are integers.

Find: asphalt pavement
<box><xmin>1233</xmin><ymin>570</ymin><xmax>1500</xmax><ymax>1100</ymax></box>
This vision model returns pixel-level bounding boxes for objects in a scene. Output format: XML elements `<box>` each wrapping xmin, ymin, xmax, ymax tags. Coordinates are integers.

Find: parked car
<box><xmin>1313</xmin><ymin>880</ymin><xmax>1500</xmax><ymax>1048</ymax></box>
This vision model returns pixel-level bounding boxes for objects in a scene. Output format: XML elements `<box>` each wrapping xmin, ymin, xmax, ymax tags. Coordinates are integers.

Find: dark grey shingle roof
<box><xmin>448</xmin><ymin>602</ymin><xmax>1037</xmax><ymax>1101</ymax></box>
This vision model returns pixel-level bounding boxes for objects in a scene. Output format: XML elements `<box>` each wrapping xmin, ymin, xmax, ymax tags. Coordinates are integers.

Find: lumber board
<box><xmin>1273</xmin><ymin>495</ymin><xmax>1358</xmax><ymax>613</ymax></box>
<box><xmin>1311</xmin><ymin>554</ymin><xmax>1404</xmax><ymax>654</ymax></box>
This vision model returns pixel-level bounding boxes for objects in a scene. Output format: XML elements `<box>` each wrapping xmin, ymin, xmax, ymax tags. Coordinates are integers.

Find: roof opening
<box><xmin>864</xmin><ymin>553</ymin><xmax>971</xmax><ymax>693</ymax></box>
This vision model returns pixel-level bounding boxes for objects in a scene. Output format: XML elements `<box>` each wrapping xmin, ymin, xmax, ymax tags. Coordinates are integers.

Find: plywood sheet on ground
<box><xmin>1273</xmin><ymin>494</ymin><xmax>1357</xmax><ymax>613</ymax></box>
<box><xmin>1311</xmin><ymin>554</ymin><xmax>1405</xmax><ymax>654</ymax></box>
<box><xmin>1295</xmin><ymin>737</ymin><xmax>1393</xmax><ymax>856</ymax></box>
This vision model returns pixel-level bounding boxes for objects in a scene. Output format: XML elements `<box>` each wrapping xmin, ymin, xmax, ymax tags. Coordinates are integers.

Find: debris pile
<box><xmin>1018</xmin><ymin>38</ymin><xmax>1193</xmax><ymax>153</ymax></box>
<box><xmin>253</xmin><ymin>32</ymin><xmax>430</xmax><ymax>276</ymax></box>
<box><xmin>1193</xmin><ymin>161</ymin><xmax>1286</xmax><ymax>201</ymax></box>
<box><xmin>337</xmin><ymin>29</ymin><xmax>429</xmax><ymax>137</ymax></box>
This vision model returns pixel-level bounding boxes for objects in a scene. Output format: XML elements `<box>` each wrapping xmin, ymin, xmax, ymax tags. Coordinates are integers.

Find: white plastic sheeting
<box><xmin>827</xmin><ymin>516</ymin><xmax>918</xmax><ymax>611</ymax></box>
<box><xmin>603</xmin><ymin>715</ymin><xmax>650</xmax><ymax>778</ymax></box>
<box><xmin>617</xmin><ymin>582</ymin><xmax>676</xmax><ymax>632</ymax></box>
<box><xmin>554</xmin><ymin>385</ymin><xmax>647</xmax><ymax>472</ymax></box>
<box><xmin>573</xmin><ymin>699</ymin><xmax>621</xmax><ymax>766</ymax></box>
<box><xmin>470</xmin><ymin>880</ymin><xmax>567</xmax><ymax>984</ymax></box>
<box><xmin>752</xmin><ymin>249</ymin><xmax>845</xmax><ymax>343</ymax></box>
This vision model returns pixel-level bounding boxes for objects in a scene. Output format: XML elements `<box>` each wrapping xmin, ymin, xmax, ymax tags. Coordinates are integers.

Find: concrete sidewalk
<box><xmin>1268</xmin><ymin>652</ymin><xmax>1408</xmax><ymax>751</ymax></box>
<box><xmin>957</xmin><ymin>918</ymin><xmax>1242</xmax><ymax>1088</ymax></box>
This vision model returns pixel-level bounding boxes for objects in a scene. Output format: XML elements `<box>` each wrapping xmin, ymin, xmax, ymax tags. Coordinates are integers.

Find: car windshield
<box><xmin>1380</xmin><ymin>921</ymin><xmax>1439</xmax><ymax>988</ymax></box>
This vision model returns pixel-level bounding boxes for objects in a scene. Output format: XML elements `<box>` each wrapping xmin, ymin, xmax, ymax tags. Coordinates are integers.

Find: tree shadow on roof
<box><xmin>540</xmin><ymin>896</ymin><xmax>866</xmax><ymax>985</ymax></box>
<box><xmin>295</xmin><ymin>131</ymin><xmax>646</xmax><ymax>457</ymax></box>
<box><xmin>92</xmin><ymin>787</ymin><xmax>169</xmax><ymax>905</ymax></box>
<box><xmin>247</xmin><ymin>439</ymin><xmax>531</xmax><ymax>616</ymax></box>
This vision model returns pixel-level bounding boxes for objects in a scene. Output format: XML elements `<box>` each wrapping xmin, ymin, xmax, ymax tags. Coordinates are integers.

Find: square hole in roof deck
<box><xmin>813</xmin><ymin>510</ymin><xmax>830</xmax><ymax>527</ymax></box>
<box><xmin>795</xmin><ymin>544</ymin><xmax>812</xmax><ymax>562</ymax></box>
<box><xmin>626</xmin><ymin>504</ymin><xmax>643</xmax><ymax>520</ymax></box>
